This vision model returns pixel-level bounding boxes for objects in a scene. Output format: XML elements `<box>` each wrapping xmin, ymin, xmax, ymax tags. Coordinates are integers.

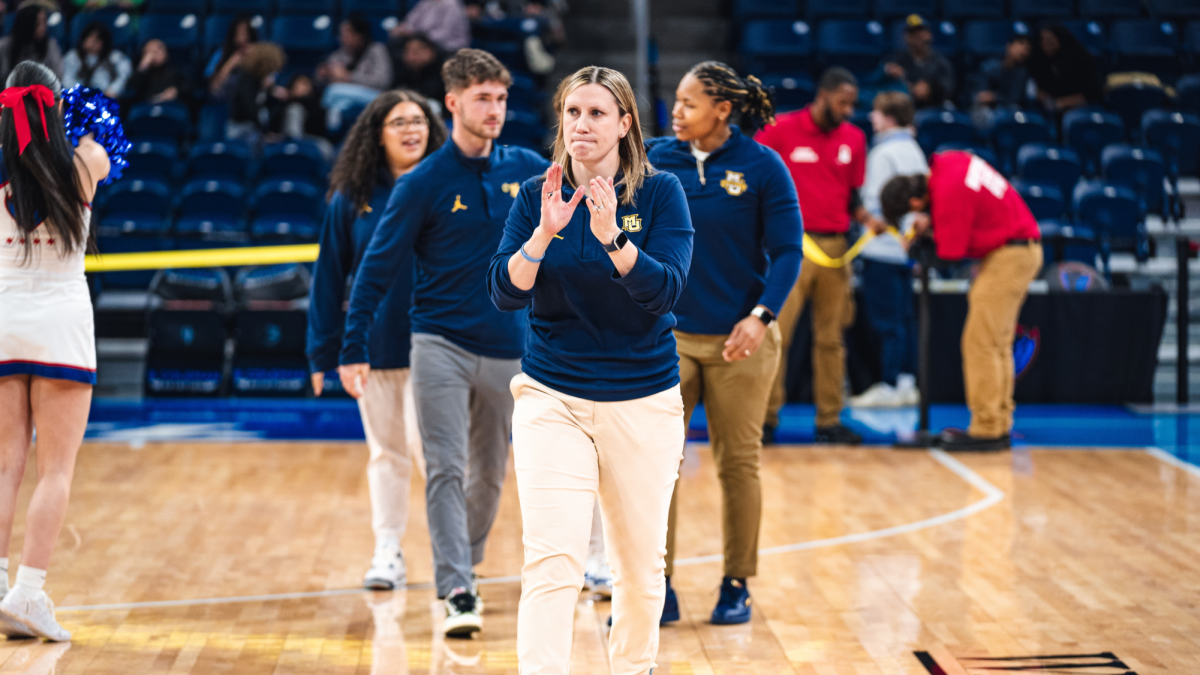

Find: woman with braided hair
<box><xmin>646</xmin><ymin>60</ymin><xmax>803</xmax><ymax>625</ymax></box>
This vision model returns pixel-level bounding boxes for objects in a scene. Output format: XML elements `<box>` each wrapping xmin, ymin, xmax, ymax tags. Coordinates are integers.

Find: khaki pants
<box><xmin>963</xmin><ymin>243</ymin><xmax>1043</xmax><ymax>438</ymax></box>
<box><xmin>767</xmin><ymin>234</ymin><xmax>854</xmax><ymax>428</ymax></box>
<box><xmin>664</xmin><ymin>325</ymin><xmax>781</xmax><ymax>579</ymax></box>
<box><xmin>510</xmin><ymin>374</ymin><xmax>684</xmax><ymax>675</ymax></box>
<box><xmin>358</xmin><ymin>368</ymin><xmax>422</xmax><ymax>543</ymax></box>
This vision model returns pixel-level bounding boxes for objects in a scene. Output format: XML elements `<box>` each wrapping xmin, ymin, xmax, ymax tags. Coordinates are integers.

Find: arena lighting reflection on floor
<box><xmin>84</xmin><ymin>399</ymin><xmax>1200</xmax><ymax>467</ymax></box>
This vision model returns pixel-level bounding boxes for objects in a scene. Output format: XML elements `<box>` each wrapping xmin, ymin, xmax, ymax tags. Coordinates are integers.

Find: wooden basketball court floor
<box><xmin>0</xmin><ymin>439</ymin><xmax>1196</xmax><ymax>674</ymax></box>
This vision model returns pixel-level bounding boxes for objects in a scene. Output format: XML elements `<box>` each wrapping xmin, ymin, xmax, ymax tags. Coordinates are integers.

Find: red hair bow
<box><xmin>0</xmin><ymin>85</ymin><xmax>55</xmax><ymax>155</ymax></box>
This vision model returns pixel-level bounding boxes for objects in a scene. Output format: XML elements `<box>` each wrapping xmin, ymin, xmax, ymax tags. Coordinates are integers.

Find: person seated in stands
<box><xmin>0</xmin><ymin>4</ymin><xmax>64</xmax><ymax>84</ymax></box>
<box><xmin>1028</xmin><ymin>24</ymin><xmax>1102</xmax><ymax>121</ymax></box>
<box><xmin>123</xmin><ymin>39</ymin><xmax>191</xmax><ymax>108</ymax></box>
<box><xmin>463</xmin><ymin>0</ymin><xmax>567</xmax><ymax>48</ymax></box>
<box><xmin>389</xmin><ymin>34</ymin><xmax>446</xmax><ymax>114</ymax></box>
<box><xmin>280</xmin><ymin>73</ymin><xmax>333</xmax><ymax>159</ymax></box>
<box><xmin>62</xmin><ymin>21</ymin><xmax>130</xmax><ymax>98</ymax></box>
<box><xmin>389</xmin><ymin>0</ymin><xmax>469</xmax><ymax>53</ymax></box>
<box><xmin>879</xmin><ymin>14</ymin><xmax>954</xmax><ymax>110</ymax></box>
<box><xmin>227</xmin><ymin>42</ymin><xmax>287</xmax><ymax>144</ymax></box>
<box><xmin>318</xmin><ymin>14</ymin><xmax>393</xmax><ymax>134</ymax></box>
<box><xmin>968</xmin><ymin>33</ymin><xmax>1032</xmax><ymax>131</ymax></box>
<box><xmin>206</xmin><ymin>14</ymin><xmax>258</xmax><ymax>101</ymax></box>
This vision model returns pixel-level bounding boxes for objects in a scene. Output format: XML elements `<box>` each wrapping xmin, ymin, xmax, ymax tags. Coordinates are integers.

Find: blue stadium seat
<box><xmin>1107</xmin><ymin>83</ymin><xmax>1166</xmax><ymax>138</ymax></box>
<box><xmin>805</xmin><ymin>0</ymin><xmax>868</xmax><ymax>18</ymax></box>
<box><xmin>259</xmin><ymin>140</ymin><xmax>327</xmax><ymax>183</ymax></box>
<box><xmin>5</xmin><ymin>11</ymin><xmax>66</xmax><ymax>45</ymax></box>
<box><xmin>127</xmin><ymin>102</ymin><xmax>192</xmax><ymax>144</ymax></box>
<box><xmin>990</xmin><ymin>110</ymin><xmax>1052</xmax><ymax>177</ymax></box>
<box><xmin>1038</xmin><ymin>221</ymin><xmax>1100</xmax><ymax>267</ymax></box>
<box><xmin>187</xmin><ymin>141</ymin><xmax>252</xmax><ymax>183</ymax></box>
<box><xmin>175</xmin><ymin>214</ymin><xmax>247</xmax><ymax>241</ymax></box>
<box><xmin>499</xmin><ymin>110</ymin><xmax>546</xmax><ymax>151</ymax></box>
<box><xmin>1018</xmin><ymin>144</ymin><xmax>1083</xmax><ymax>201</ymax></box>
<box><xmin>1110</xmin><ymin>21</ymin><xmax>1182</xmax><ymax>81</ymax></box>
<box><xmin>914</xmin><ymin>110</ymin><xmax>975</xmax><ymax>155</ymax></box>
<box><xmin>1013</xmin><ymin>180</ymin><xmax>1066</xmax><ymax>221</ymax></box>
<box><xmin>1102</xmin><ymin>144</ymin><xmax>1167</xmax><ymax>216</ymax></box>
<box><xmin>138</xmin><ymin>12</ymin><xmax>201</xmax><ymax>66</ymax></box>
<box><xmin>1079</xmin><ymin>0</ymin><xmax>1141</xmax><ymax>17</ymax></box>
<box><xmin>179</xmin><ymin>180</ymin><xmax>247</xmax><ymax>220</ymax></box>
<box><xmin>473</xmin><ymin>16</ymin><xmax>545</xmax><ymax>41</ymax></box>
<box><xmin>1062</xmin><ymin>109</ymin><xmax>1124</xmax><ymax>176</ymax></box>
<box><xmin>95</xmin><ymin>216</ymin><xmax>173</xmax><ymax>289</ymax></box>
<box><xmin>888</xmin><ymin>19</ymin><xmax>957</xmax><ymax>56</ymax></box>
<box><xmin>474</xmin><ymin>40</ymin><xmax>527</xmax><ymax>73</ymax></box>
<box><xmin>943</xmin><ymin>0</ymin><xmax>1004</xmax><ymax>19</ymax></box>
<box><xmin>269</xmin><ymin>15</ymin><xmax>336</xmax><ymax>66</ymax></box>
<box><xmin>760</xmin><ymin>74</ymin><xmax>814</xmax><ymax>112</ymax></box>
<box><xmin>196</xmin><ymin>103</ymin><xmax>230</xmax><ymax>143</ymax></box>
<box><xmin>1057</xmin><ymin>20</ymin><xmax>1108</xmax><ymax>57</ymax></box>
<box><xmin>252</xmin><ymin>179</ymin><xmax>323</xmax><ymax>219</ymax></box>
<box><xmin>1178</xmin><ymin>75</ymin><xmax>1200</xmax><ymax>115</ymax></box>
<box><xmin>204</xmin><ymin>15</ymin><xmax>266</xmax><ymax>59</ymax></box>
<box><xmin>71</xmin><ymin>11</ymin><xmax>137</xmax><ymax>54</ymax></box>
<box><xmin>816</xmin><ymin>20</ymin><xmax>886</xmax><ymax>75</ymax></box>
<box><xmin>145</xmin><ymin>269</ymin><xmax>232</xmax><ymax>397</ymax></box>
<box><xmin>1142</xmin><ymin>109</ymin><xmax>1200</xmax><ymax>178</ymax></box>
<box><xmin>250</xmin><ymin>215</ymin><xmax>320</xmax><ymax>242</ymax></box>
<box><xmin>740</xmin><ymin>20</ymin><xmax>813</xmax><ymax>74</ymax></box>
<box><xmin>343</xmin><ymin>0</ymin><xmax>402</xmax><ymax>13</ymax></box>
<box><xmin>104</xmin><ymin>178</ymin><xmax>172</xmax><ymax>218</ymax></box>
<box><xmin>1012</xmin><ymin>0</ymin><xmax>1073</xmax><ymax>18</ymax></box>
<box><xmin>873</xmin><ymin>0</ymin><xmax>936</xmax><ymax>20</ymax></box>
<box><xmin>276</xmin><ymin>0</ymin><xmax>336</xmax><ymax>14</ymax></box>
<box><xmin>961</xmin><ymin>21</ymin><xmax>1031</xmax><ymax>66</ymax></box>
<box><xmin>733</xmin><ymin>0</ymin><xmax>797</xmax><ymax>19</ymax></box>
<box><xmin>507</xmin><ymin>74</ymin><xmax>544</xmax><ymax>113</ymax></box>
<box><xmin>147</xmin><ymin>0</ymin><xmax>207</xmax><ymax>14</ymax></box>
<box><xmin>213</xmin><ymin>0</ymin><xmax>272</xmax><ymax>15</ymax></box>
<box><xmin>1074</xmin><ymin>181</ymin><xmax>1148</xmax><ymax>266</ymax></box>
<box><xmin>1186</xmin><ymin>21</ymin><xmax>1200</xmax><ymax>57</ymax></box>
<box><xmin>124</xmin><ymin>142</ymin><xmax>179</xmax><ymax>183</ymax></box>
<box><xmin>934</xmin><ymin>143</ymin><xmax>999</xmax><ymax>172</ymax></box>
<box><xmin>1148</xmin><ymin>0</ymin><xmax>1200</xmax><ymax>19</ymax></box>
<box><xmin>363</xmin><ymin>13</ymin><xmax>401</xmax><ymax>43</ymax></box>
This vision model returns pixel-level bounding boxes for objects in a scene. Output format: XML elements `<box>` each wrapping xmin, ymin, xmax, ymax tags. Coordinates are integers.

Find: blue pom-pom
<box><xmin>61</xmin><ymin>85</ymin><xmax>132</xmax><ymax>185</ymax></box>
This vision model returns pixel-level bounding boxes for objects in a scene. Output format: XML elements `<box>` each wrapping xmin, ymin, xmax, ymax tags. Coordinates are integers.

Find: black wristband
<box><xmin>602</xmin><ymin>231</ymin><xmax>628</xmax><ymax>253</ymax></box>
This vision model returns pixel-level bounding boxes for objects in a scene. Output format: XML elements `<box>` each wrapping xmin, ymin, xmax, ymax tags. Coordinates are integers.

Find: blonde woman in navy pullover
<box><xmin>488</xmin><ymin>66</ymin><xmax>693</xmax><ymax>674</ymax></box>
<box><xmin>648</xmin><ymin>61</ymin><xmax>802</xmax><ymax>627</ymax></box>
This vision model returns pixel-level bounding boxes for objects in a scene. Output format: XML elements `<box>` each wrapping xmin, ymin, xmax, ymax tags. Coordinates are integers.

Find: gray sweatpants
<box><xmin>411</xmin><ymin>332</ymin><xmax>521</xmax><ymax>598</ymax></box>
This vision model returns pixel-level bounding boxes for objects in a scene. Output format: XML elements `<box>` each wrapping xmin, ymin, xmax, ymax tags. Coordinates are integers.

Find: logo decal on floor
<box><xmin>915</xmin><ymin>651</ymin><xmax>1136</xmax><ymax>674</ymax></box>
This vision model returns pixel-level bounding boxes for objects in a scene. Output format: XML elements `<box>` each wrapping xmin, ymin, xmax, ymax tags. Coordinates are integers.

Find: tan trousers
<box><xmin>963</xmin><ymin>243</ymin><xmax>1044</xmax><ymax>438</ymax></box>
<box><xmin>664</xmin><ymin>325</ymin><xmax>781</xmax><ymax>579</ymax></box>
<box><xmin>510</xmin><ymin>373</ymin><xmax>684</xmax><ymax>675</ymax></box>
<box><xmin>767</xmin><ymin>234</ymin><xmax>853</xmax><ymax>428</ymax></box>
<box><xmin>358</xmin><ymin>368</ymin><xmax>422</xmax><ymax>543</ymax></box>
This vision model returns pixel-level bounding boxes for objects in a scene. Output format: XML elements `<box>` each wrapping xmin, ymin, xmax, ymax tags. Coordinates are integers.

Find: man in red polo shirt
<box><xmin>756</xmin><ymin>68</ymin><xmax>883</xmax><ymax>445</ymax></box>
<box><xmin>880</xmin><ymin>150</ymin><xmax>1043</xmax><ymax>451</ymax></box>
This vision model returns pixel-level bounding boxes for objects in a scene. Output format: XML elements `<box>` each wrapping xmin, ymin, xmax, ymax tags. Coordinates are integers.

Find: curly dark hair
<box><xmin>327</xmin><ymin>89</ymin><xmax>448</xmax><ymax>211</ymax></box>
<box><xmin>880</xmin><ymin>174</ymin><xmax>928</xmax><ymax>228</ymax></box>
<box><xmin>686</xmin><ymin>60</ymin><xmax>776</xmax><ymax>130</ymax></box>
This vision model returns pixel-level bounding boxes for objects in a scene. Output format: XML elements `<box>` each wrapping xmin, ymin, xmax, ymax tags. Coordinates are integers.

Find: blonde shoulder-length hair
<box><xmin>550</xmin><ymin>66</ymin><xmax>653</xmax><ymax>206</ymax></box>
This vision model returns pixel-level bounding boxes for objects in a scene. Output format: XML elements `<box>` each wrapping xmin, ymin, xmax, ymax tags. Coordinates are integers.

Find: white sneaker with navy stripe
<box><xmin>363</xmin><ymin>538</ymin><xmax>406</xmax><ymax>590</ymax></box>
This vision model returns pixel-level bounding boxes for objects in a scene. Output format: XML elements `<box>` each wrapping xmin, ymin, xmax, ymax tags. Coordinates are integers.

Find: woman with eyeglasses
<box><xmin>306</xmin><ymin>89</ymin><xmax>447</xmax><ymax>590</ymax></box>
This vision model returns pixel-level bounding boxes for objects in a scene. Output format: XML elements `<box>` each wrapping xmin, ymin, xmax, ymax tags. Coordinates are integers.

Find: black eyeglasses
<box><xmin>384</xmin><ymin>117</ymin><xmax>429</xmax><ymax>130</ymax></box>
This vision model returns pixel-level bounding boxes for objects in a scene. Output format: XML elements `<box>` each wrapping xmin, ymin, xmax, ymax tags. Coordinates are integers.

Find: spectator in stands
<box><xmin>227</xmin><ymin>42</ymin><xmax>286</xmax><ymax>144</ymax></box>
<box><xmin>308</xmin><ymin>89</ymin><xmax>447</xmax><ymax>593</ymax></box>
<box><xmin>123</xmin><ymin>39</ymin><xmax>191</xmax><ymax>108</ymax></box>
<box><xmin>318</xmin><ymin>15</ymin><xmax>393</xmax><ymax>135</ymax></box>
<box><xmin>0</xmin><ymin>5</ymin><xmax>63</xmax><ymax>85</ymax></box>
<box><xmin>279</xmin><ymin>73</ymin><xmax>333</xmax><ymax>159</ymax></box>
<box><xmin>880</xmin><ymin>14</ymin><xmax>954</xmax><ymax>110</ymax></box>
<box><xmin>390</xmin><ymin>0</ymin><xmax>470</xmax><ymax>53</ymax></box>
<box><xmin>389</xmin><ymin>35</ymin><xmax>446</xmax><ymax>112</ymax></box>
<box><xmin>850</xmin><ymin>91</ymin><xmax>926</xmax><ymax>409</ymax></box>
<box><xmin>968</xmin><ymin>33</ymin><xmax>1032</xmax><ymax>131</ymax></box>
<box><xmin>1028</xmin><ymin>24</ymin><xmax>1102</xmax><ymax>120</ymax></box>
<box><xmin>62</xmin><ymin>22</ymin><xmax>131</xmax><ymax>99</ymax></box>
<box><xmin>206</xmin><ymin>15</ymin><xmax>259</xmax><ymax>100</ymax></box>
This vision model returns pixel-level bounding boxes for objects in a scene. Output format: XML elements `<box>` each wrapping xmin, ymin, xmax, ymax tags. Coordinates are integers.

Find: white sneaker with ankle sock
<box><xmin>363</xmin><ymin>537</ymin><xmax>406</xmax><ymax>591</ymax></box>
<box><xmin>0</xmin><ymin>558</ymin><xmax>32</xmax><ymax>639</ymax></box>
<box><xmin>0</xmin><ymin>566</ymin><xmax>69</xmax><ymax>642</ymax></box>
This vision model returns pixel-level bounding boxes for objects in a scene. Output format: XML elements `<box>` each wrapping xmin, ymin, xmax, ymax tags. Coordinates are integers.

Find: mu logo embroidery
<box><xmin>501</xmin><ymin>182</ymin><xmax>520</xmax><ymax>198</ymax></box>
<box><xmin>451</xmin><ymin>195</ymin><xmax>468</xmax><ymax>213</ymax></box>
<box><xmin>621</xmin><ymin>214</ymin><xmax>642</xmax><ymax>233</ymax></box>
<box><xmin>720</xmin><ymin>171</ymin><xmax>748</xmax><ymax>196</ymax></box>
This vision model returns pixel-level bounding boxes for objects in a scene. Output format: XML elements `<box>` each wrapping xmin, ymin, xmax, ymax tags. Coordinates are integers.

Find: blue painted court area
<box><xmin>84</xmin><ymin>399</ymin><xmax>1200</xmax><ymax>467</ymax></box>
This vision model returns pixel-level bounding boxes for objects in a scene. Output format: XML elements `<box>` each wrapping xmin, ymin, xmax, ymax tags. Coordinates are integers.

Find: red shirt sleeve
<box><xmin>930</xmin><ymin>155</ymin><xmax>975</xmax><ymax>261</ymax></box>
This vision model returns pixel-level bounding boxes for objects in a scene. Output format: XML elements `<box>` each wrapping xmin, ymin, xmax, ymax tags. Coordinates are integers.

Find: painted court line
<box><xmin>59</xmin><ymin>449</ymin><xmax>1005</xmax><ymax>613</ymax></box>
<box><xmin>1146</xmin><ymin>447</ymin><xmax>1200</xmax><ymax>478</ymax></box>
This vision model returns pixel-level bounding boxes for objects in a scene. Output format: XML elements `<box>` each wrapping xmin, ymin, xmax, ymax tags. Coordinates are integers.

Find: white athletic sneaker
<box><xmin>849</xmin><ymin>382</ymin><xmax>904</xmax><ymax>408</ymax></box>
<box><xmin>363</xmin><ymin>538</ymin><xmax>406</xmax><ymax>591</ymax></box>
<box><xmin>443</xmin><ymin>587</ymin><xmax>482</xmax><ymax>638</ymax></box>
<box><xmin>896</xmin><ymin>374</ymin><xmax>920</xmax><ymax>407</ymax></box>
<box><xmin>584</xmin><ymin>557</ymin><xmax>613</xmax><ymax>600</ymax></box>
<box><xmin>0</xmin><ymin>587</ymin><xmax>70</xmax><ymax>642</ymax></box>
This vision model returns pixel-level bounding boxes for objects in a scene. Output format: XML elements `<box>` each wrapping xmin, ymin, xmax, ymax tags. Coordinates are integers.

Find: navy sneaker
<box><xmin>661</xmin><ymin>576</ymin><xmax>680</xmax><ymax>624</ymax></box>
<box><xmin>710</xmin><ymin>577</ymin><xmax>751</xmax><ymax>625</ymax></box>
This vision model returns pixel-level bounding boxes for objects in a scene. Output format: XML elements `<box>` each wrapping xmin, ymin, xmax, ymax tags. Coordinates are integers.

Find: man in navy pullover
<box><xmin>340</xmin><ymin>49</ymin><xmax>550</xmax><ymax>638</ymax></box>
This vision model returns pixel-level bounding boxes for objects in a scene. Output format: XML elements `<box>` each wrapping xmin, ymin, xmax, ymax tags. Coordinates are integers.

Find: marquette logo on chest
<box><xmin>501</xmin><ymin>182</ymin><xmax>520</xmax><ymax>198</ymax></box>
<box><xmin>720</xmin><ymin>171</ymin><xmax>748</xmax><ymax>196</ymax></box>
<box><xmin>451</xmin><ymin>195</ymin><xmax>468</xmax><ymax>212</ymax></box>
<box><xmin>621</xmin><ymin>214</ymin><xmax>642</xmax><ymax>232</ymax></box>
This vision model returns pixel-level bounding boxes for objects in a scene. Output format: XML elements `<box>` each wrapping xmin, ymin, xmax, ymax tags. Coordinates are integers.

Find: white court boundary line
<box><xmin>1146</xmin><ymin>447</ymin><xmax>1200</xmax><ymax>478</ymax></box>
<box><xmin>57</xmin><ymin>449</ymin><xmax>1006</xmax><ymax>613</ymax></box>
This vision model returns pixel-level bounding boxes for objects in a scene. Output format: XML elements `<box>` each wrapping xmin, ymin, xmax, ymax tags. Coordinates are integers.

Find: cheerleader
<box><xmin>306</xmin><ymin>90</ymin><xmax>447</xmax><ymax>590</ymax></box>
<box><xmin>0</xmin><ymin>61</ymin><xmax>112</xmax><ymax>641</ymax></box>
